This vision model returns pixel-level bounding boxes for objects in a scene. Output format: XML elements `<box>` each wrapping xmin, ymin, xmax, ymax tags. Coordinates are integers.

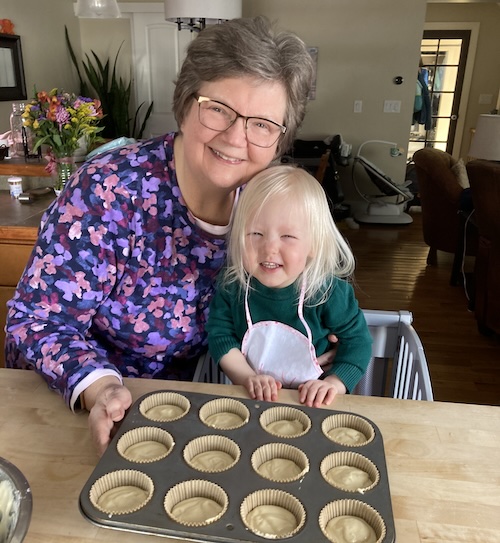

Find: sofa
<box><xmin>413</xmin><ymin>147</ymin><xmax>477</xmax><ymax>284</ymax></box>
<box><xmin>467</xmin><ymin>159</ymin><xmax>500</xmax><ymax>335</ymax></box>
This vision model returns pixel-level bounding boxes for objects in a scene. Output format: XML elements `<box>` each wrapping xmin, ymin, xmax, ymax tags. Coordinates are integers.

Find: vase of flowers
<box><xmin>22</xmin><ymin>89</ymin><xmax>103</xmax><ymax>192</ymax></box>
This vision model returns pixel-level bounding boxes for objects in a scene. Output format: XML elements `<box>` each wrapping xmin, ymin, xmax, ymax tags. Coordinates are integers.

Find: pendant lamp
<box><xmin>164</xmin><ymin>0</ymin><xmax>242</xmax><ymax>31</ymax></box>
<box><xmin>75</xmin><ymin>0</ymin><xmax>121</xmax><ymax>18</ymax></box>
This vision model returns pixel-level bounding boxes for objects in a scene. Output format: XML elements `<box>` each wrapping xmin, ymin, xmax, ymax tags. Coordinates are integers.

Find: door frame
<box><xmin>424</xmin><ymin>22</ymin><xmax>479</xmax><ymax>158</ymax></box>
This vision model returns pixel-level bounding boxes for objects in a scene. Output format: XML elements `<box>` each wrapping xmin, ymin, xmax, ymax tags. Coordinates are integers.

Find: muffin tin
<box><xmin>79</xmin><ymin>390</ymin><xmax>395</xmax><ymax>542</ymax></box>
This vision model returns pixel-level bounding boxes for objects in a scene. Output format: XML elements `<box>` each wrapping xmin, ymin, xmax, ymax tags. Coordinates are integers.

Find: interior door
<box><xmin>131</xmin><ymin>14</ymin><xmax>193</xmax><ymax>138</ymax></box>
<box><xmin>409</xmin><ymin>29</ymin><xmax>470</xmax><ymax>158</ymax></box>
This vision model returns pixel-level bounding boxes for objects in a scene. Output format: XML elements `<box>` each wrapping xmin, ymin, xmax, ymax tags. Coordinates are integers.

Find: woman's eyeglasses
<box><xmin>195</xmin><ymin>95</ymin><xmax>286</xmax><ymax>148</ymax></box>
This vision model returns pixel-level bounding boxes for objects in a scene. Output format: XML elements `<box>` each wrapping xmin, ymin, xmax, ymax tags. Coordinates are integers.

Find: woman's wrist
<box><xmin>81</xmin><ymin>375</ymin><xmax>122</xmax><ymax>411</ymax></box>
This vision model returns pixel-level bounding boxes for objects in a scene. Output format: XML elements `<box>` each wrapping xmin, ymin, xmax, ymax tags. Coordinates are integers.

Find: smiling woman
<box><xmin>0</xmin><ymin>33</ymin><xmax>26</xmax><ymax>101</ymax></box>
<box><xmin>4</xmin><ymin>16</ymin><xmax>315</xmax><ymax>457</ymax></box>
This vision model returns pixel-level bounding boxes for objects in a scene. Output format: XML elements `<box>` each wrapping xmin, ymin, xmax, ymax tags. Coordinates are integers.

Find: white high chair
<box><xmin>194</xmin><ymin>309</ymin><xmax>433</xmax><ymax>401</ymax></box>
<box><xmin>354</xmin><ymin>309</ymin><xmax>433</xmax><ymax>401</ymax></box>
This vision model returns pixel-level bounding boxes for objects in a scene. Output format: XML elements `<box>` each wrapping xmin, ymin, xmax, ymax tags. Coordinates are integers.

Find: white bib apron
<box><xmin>241</xmin><ymin>279</ymin><xmax>323</xmax><ymax>388</ymax></box>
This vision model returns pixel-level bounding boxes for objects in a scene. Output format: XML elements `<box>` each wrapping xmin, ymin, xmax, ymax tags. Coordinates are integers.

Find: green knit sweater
<box><xmin>207</xmin><ymin>277</ymin><xmax>372</xmax><ymax>392</ymax></box>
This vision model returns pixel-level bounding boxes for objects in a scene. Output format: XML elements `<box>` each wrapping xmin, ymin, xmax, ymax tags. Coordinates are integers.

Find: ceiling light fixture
<box><xmin>164</xmin><ymin>0</ymin><xmax>242</xmax><ymax>32</ymax></box>
<box><xmin>75</xmin><ymin>0</ymin><xmax>121</xmax><ymax>19</ymax></box>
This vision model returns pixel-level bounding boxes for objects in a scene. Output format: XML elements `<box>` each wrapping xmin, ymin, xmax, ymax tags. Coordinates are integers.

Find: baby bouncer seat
<box><xmin>352</xmin><ymin>140</ymin><xmax>414</xmax><ymax>225</ymax></box>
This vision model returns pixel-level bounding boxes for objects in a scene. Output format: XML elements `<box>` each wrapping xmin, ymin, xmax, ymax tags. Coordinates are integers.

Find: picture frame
<box><xmin>0</xmin><ymin>33</ymin><xmax>27</xmax><ymax>101</ymax></box>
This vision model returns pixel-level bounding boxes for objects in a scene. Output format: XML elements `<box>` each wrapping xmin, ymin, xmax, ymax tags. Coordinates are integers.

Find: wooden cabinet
<box><xmin>0</xmin><ymin>245</ymin><xmax>36</xmax><ymax>367</ymax></box>
<box><xmin>0</xmin><ymin>163</ymin><xmax>54</xmax><ymax>367</ymax></box>
<box><xmin>0</xmin><ymin>205</ymin><xmax>45</xmax><ymax>367</ymax></box>
<box><xmin>0</xmin><ymin>227</ymin><xmax>39</xmax><ymax>368</ymax></box>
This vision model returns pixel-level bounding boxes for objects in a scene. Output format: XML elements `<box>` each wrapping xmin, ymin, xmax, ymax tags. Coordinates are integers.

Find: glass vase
<box><xmin>54</xmin><ymin>154</ymin><xmax>76</xmax><ymax>195</ymax></box>
<box><xmin>9</xmin><ymin>102</ymin><xmax>26</xmax><ymax>158</ymax></box>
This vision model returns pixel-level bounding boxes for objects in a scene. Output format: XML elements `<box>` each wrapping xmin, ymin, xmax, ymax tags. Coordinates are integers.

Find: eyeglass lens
<box><xmin>197</xmin><ymin>98</ymin><xmax>284</xmax><ymax>148</ymax></box>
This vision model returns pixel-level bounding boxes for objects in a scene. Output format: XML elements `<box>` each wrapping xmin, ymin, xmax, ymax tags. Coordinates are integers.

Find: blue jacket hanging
<box><xmin>413</xmin><ymin>71</ymin><xmax>432</xmax><ymax>130</ymax></box>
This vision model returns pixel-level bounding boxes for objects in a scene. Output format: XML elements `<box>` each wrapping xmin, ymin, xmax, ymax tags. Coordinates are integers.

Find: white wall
<box><xmin>0</xmin><ymin>0</ymin><xmax>81</xmax><ymax>135</ymax></box>
<box><xmin>2</xmin><ymin>1</ymin><xmax>498</xmax><ymax>198</ymax></box>
<box><xmin>243</xmin><ymin>0</ymin><xmax>427</xmax><ymax>196</ymax></box>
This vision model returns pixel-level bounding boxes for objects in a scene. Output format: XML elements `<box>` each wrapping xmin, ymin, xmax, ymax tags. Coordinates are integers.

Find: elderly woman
<box><xmin>5</xmin><ymin>16</ymin><xmax>315</xmax><ymax>455</ymax></box>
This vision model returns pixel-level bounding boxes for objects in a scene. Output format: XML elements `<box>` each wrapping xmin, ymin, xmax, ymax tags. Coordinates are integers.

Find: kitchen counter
<box><xmin>1</xmin><ymin>368</ymin><xmax>500</xmax><ymax>543</ymax></box>
<box><xmin>0</xmin><ymin>190</ymin><xmax>55</xmax><ymax>241</ymax></box>
<box><xmin>0</xmin><ymin>156</ymin><xmax>50</xmax><ymax>178</ymax></box>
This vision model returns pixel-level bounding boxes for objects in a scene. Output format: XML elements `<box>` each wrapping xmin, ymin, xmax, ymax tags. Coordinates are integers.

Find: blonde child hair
<box><xmin>224</xmin><ymin>164</ymin><xmax>356</xmax><ymax>303</ymax></box>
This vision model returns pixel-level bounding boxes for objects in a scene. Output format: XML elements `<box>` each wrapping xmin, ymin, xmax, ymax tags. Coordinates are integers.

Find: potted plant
<box><xmin>65</xmin><ymin>27</ymin><xmax>153</xmax><ymax>140</ymax></box>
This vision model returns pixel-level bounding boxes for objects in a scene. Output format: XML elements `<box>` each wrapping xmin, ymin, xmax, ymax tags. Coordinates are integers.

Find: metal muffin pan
<box><xmin>79</xmin><ymin>390</ymin><xmax>395</xmax><ymax>542</ymax></box>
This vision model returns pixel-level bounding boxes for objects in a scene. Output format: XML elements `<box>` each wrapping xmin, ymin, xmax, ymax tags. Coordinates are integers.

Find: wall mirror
<box><xmin>0</xmin><ymin>33</ymin><xmax>27</xmax><ymax>101</ymax></box>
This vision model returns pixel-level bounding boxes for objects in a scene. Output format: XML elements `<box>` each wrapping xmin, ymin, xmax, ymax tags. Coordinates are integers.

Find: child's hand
<box><xmin>244</xmin><ymin>374</ymin><xmax>282</xmax><ymax>402</ymax></box>
<box><xmin>298</xmin><ymin>379</ymin><xmax>340</xmax><ymax>408</ymax></box>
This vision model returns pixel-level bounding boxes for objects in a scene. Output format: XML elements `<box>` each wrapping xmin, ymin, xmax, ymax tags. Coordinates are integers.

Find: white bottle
<box><xmin>8</xmin><ymin>176</ymin><xmax>23</xmax><ymax>198</ymax></box>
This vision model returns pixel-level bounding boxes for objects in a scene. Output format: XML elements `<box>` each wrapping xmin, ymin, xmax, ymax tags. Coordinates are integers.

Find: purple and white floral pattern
<box><xmin>5</xmin><ymin>133</ymin><xmax>227</xmax><ymax>405</ymax></box>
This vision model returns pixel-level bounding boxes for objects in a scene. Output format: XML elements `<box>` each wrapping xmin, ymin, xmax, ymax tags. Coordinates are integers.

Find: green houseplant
<box><xmin>65</xmin><ymin>27</ymin><xmax>153</xmax><ymax>140</ymax></box>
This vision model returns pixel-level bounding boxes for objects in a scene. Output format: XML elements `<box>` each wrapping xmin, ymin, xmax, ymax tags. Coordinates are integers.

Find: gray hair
<box><xmin>173</xmin><ymin>16</ymin><xmax>314</xmax><ymax>156</ymax></box>
<box><xmin>224</xmin><ymin>165</ymin><xmax>356</xmax><ymax>304</ymax></box>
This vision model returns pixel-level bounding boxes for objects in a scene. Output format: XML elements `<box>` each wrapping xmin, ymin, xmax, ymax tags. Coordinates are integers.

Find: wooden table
<box><xmin>1</xmin><ymin>368</ymin><xmax>499</xmax><ymax>542</ymax></box>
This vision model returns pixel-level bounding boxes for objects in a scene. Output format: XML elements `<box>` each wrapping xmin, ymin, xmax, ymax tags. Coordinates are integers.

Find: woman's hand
<box><xmin>316</xmin><ymin>333</ymin><xmax>338</xmax><ymax>373</ymax></box>
<box><xmin>244</xmin><ymin>374</ymin><xmax>282</xmax><ymax>402</ymax></box>
<box><xmin>298</xmin><ymin>374</ymin><xmax>346</xmax><ymax>408</ymax></box>
<box><xmin>84</xmin><ymin>377</ymin><xmax>133</xmax><ymax>457</ymax></box>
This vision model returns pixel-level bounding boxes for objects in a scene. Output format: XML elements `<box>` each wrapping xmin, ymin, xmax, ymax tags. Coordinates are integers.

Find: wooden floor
<box><xmin>340</xmin><ymin>209</ymin><xmax>500</xmax><ymax>406</ymax></box>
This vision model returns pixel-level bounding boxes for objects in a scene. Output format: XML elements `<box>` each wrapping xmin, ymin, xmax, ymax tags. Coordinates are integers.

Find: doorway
<box><xmin>408</xmin><ymin>29</ymin><xmax>471</xmax><ymax>159</ymax></box>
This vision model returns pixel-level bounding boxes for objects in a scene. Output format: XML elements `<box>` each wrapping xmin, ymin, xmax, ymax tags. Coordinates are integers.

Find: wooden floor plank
<box><xmin>340</xmin><ymin>210</ymin><xmax>500</xmax><ymax>406</ymax></box>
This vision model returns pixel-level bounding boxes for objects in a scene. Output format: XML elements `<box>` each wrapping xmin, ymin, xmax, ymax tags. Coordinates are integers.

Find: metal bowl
<box><xmin>0</xmin><ymin>457</ymin><xmax>32</xmax><ymax>543</ymax></box>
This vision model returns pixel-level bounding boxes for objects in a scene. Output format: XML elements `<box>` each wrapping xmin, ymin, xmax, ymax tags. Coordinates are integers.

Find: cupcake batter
<box><xmin>266</xmin><ymin>419</ymin><xmax>304</xmax><ymax>436</ymax></box>
<box><xmin>246</xmin><ymin>504</ymin><xmax>298</xmax><ymax>537</ymax></box>
<box><xmin>97</xmin><ymin>485</ymin><xmax>149</xmax><ymax>513</ymax></box>
<box><xmin>325</xmin><ymin>516</ymin><xmax>377</xmax><ymax>543</ymax></box>
<box><xmin>326</xmin><ymin>466</ymin><xmax>373</xmax><ymax>491</ymax></box>
<box><xmin>190</xmin><ymin>450</ymin><xmax>235</xmax><ymax>471</ymax></box>
<box><xmin>204</xmin><ymin>412</ymin><xmax>244</xmax><ymax>428</ymax></box>
<box><xmin>123</xmin><ymin>440</ymin><xmax>169</xmax><ymax>461</ymax></box>
<box><xmin>328</xmin><ymin>427</ymin><xmax>367</xmax><ymax>445</ymax></box>
<box><xmin>145</xmin><ymin>404</ymin><xmax>185</xmax><ymax>421</ymax></box>
<box><xmin>257</xmin><ymin>458</ymin><xmax>302</xmax><ymax>480</ymax></box>
<box><xmin>170</xmin><ymin>497</ymin><xmax>223</xmax><ymax>524</ymax></box>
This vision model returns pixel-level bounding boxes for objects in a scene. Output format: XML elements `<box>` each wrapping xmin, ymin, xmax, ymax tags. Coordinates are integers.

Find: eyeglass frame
<box><xmin>194</xmin><ymin>94</ymin><xmax>287</xmax><ymax>148</ymax></box>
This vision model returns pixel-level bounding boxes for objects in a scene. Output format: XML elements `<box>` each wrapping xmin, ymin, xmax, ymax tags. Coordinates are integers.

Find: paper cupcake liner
<box><xmin>198</xmin><ymin>398</ymin><xmax>250</xmax><ymax>430</ymax></box>
<box><xmin>164</xmin><ymin>480</ymin><xmax>228</xmax><ymax>527</ymax></box>
<box><xmin>116</xmin><ymin>427</ymin><xmax>174</xmax><ymax>463</ymax></box>
<box><xmin>183</xmin><ymin>435</ymin><xmax>241</xmax><ymax>473</ymax></box>
<box><xmin>259</xmin><ymin>406</ymin><xmax>311</xmax><ymax>438</ymax></box>
<box><xmin>321</xmin><ymin>413</ymin><xmax>375</xmax><ymax>446</ymax></box>
<box><xmin>241</xmin><ymin>489</ymin><xmax>306</xmax><ymax>539</ymax></box>
<box><xmin>251</xmin><ymin>443</ymin><xmax>309</xmax><ymax>483</ymax></box>
<box><xmin>139</xmin><ymin>392</ymin><xmax>190</xmax><ymax>422</ymax></box>
<box><xmin>319</xmin><ymin>499</ymin><xmax>386</xmax><ymax>543</ymax></box>
<box><xmin>89</xmin><ymin>470</ymin><xmax>154</xmax><ymax>515</ymax></box>
<box><xmin>320</xmin><ymin>451</ymin><xmax>380</xmax><ymax>493</ymax></box>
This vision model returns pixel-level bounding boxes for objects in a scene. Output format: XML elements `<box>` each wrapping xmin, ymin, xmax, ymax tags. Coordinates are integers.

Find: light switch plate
<box><xmin>384</xmin><ymin>100</ymin><xmax>401</xmax><ymax>113</ymax></box>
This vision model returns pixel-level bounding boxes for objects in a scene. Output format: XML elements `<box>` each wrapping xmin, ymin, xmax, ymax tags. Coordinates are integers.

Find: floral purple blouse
<box><xmin>5</xmin><ymin>133</ymin><xmax>227</xmax><ymax>407</ymax></box>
